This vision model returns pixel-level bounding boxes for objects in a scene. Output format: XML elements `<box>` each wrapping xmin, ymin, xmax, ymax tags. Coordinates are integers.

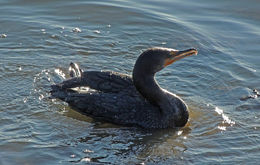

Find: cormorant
<box><xmin>51</xmin><ymin>47</ymin><xmax>198</xmax><ymax>128</ymax></box>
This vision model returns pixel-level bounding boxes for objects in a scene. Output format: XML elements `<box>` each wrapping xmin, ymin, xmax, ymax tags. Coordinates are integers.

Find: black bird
<box><xmin>51</xmin><ymin>47</ymin><xmax>198</xmax><ymax>128</ymax></box>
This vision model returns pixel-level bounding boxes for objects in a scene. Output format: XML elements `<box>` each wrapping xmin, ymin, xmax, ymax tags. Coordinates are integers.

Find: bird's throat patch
<box><xmin>164</xmin><ymin>59</ymin><xmax>175</xmax><ymax>67</ymax></box>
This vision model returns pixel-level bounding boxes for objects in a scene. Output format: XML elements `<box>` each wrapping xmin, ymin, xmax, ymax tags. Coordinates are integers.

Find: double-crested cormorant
<box><xmin>51</xmin><ymin>47</ymin><xmax>198</xmax><ymax>128</ymax></box>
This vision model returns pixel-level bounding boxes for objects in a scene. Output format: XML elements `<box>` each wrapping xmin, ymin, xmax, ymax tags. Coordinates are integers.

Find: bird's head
<box><xmin>133</xmin><ymin>47</ymin><xmax>198</xmax><ymax>75</ymax></box>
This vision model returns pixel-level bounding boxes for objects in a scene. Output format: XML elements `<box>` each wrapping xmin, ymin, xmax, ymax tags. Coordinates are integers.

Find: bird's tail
<box><xmin>69</xmin><ymin>62</ymin><xmax>83</xmax><ymax>78</ymax></box>
<box><xmin>50</xmin><ymin>62</ymin><xmax>83</xmax><ymax>100</ymax></box>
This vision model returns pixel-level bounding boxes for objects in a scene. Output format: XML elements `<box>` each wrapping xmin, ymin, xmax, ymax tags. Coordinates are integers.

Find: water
<box><xmin>0</xmin><ymin>0</ymin><xmax>260</xmax><ymax>164</ymax></box>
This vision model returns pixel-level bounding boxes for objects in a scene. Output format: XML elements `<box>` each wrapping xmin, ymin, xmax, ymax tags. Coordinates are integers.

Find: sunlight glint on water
<box><xmin>0</xmin><ymin>0</ymin><xmax>260</xmax><ymax>164</ymax></box>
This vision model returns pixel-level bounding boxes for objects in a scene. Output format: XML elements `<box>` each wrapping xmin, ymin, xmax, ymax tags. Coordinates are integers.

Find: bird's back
<box><xmin>51</xmin><ymin>70</ymin><xmax>162</xmax><ymax>128</ymax></box>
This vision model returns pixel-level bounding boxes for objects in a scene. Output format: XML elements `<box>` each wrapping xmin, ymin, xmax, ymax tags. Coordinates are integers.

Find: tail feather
<box><xmin>69</xmin><ymin>62</ymin><xmax>83</xmax><ymax>78</ymax></box>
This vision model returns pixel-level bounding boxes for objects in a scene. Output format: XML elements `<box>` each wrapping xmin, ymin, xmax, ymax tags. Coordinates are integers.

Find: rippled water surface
<box><xmin>1</xmin><ymin>0</ymin><xmax>260</xmax><ymax>164</ymax></box>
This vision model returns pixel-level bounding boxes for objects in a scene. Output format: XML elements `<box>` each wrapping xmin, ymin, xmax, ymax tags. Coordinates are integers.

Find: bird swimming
<box><xmin>51</xmin><ymin>47</ymin><xmax>198</xmax><ymax>128</ymax></box>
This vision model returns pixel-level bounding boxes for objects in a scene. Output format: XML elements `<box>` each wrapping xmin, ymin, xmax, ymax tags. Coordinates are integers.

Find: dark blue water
<box><xmin>1</xmin><ymin>0</ymin><xmax>260</xmax><ymax>164</ymax></box>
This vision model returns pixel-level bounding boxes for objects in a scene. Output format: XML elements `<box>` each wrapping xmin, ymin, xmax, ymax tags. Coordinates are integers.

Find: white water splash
<box><xmin>72</xmin><ymin>27</ymin><xmax>81</xmax><ymax>33</ymax></box>
<box><xmin>83</xmin><ymin>149</ymin><xmax>93</xmax><ymax>153</ymax></box>
<box><xmin>54</xmin><ymin>68</ymin><xmax>66</xmax><ymax>79</ymax></box>
<box><xmin>93</xmin><ymin>30</ymin><xmax>100</xmax><ymax>34</ymax></box>
<box><xmin>81</xmin><ymin>157</ymin><xmax>91</xmax><ymax>162</ymax></box>
<box><xmin>217</xmin><ymin>126</ymin><xmax>226</xmax><ymax>131</ymax></box>
<box><xmin>177</xmin><ymin>130</ymin><xmax>183</xmax><ymax>136</ymax></box>
<box><xmin>215</xmin><ymin>107</ymin><xmax>235</xmax><ymax>131</ymax></box>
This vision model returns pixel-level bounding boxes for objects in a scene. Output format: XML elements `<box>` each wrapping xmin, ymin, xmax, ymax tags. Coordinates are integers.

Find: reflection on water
<box><xmin>1</xmin><ymin>0</ymin><xmax>260</xmax><ymax>164</ymax></box>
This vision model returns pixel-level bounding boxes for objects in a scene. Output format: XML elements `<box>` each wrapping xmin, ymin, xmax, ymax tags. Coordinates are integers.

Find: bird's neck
<box><xmin>133</xmin><ymin>67</ymin><xmax>189</xmax><ymax>127</ymax></box>
<box><xmin>133</xmin><ymin>71</ymin><xmax>167</xmax><ymax>107</ymax></box>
